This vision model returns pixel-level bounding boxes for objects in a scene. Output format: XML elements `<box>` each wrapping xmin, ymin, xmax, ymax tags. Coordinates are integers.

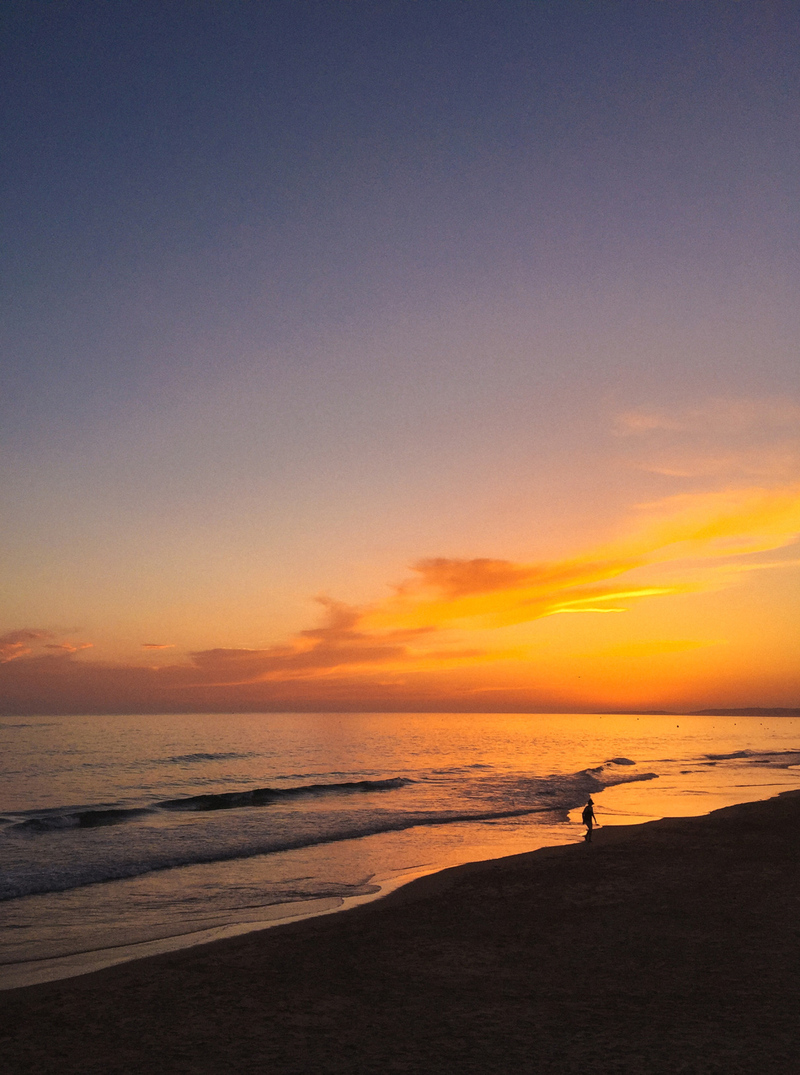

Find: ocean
<box><xmin>2</xmin><ymin>711</ymin><xmax>799</xmax><ymax>990</ymax></box>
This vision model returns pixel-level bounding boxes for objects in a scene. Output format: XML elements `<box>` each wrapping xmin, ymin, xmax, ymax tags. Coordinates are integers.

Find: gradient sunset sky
<box><xmin>2</xmin><ymin>1</ymin><xmax>798</xmax><ymax>715</ymax></box>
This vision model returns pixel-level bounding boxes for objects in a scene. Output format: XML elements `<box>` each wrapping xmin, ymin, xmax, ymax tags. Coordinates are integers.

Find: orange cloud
<box><xmin>1</xmin><ymin>481</ymin><xmax>798</xmax><ymax>714</ymax></box>
<box><xmin>1</xmin><ymin>631</ymin><xmax>93</xmax><ymax>665</ymax></box>
<box><xmin>628</xmin><ymin>485</ymin><xmax>800</xmax><ymax>560</ymax></box>
<box><xmin>186</xmin><ymin>598</ymin><xmax>506</xmax><ymax>686</ymax></box>
<box><xmin>360</xmin><ymin>483</ymin><xmax>800</xmax><ymax>637</ymax></box>
<box><xmin>0</xmin><ymin>629</ymin><xmax>54</xmax><ymax>663</ymax></box>
<box><xmin>142</xmin><ymin>643</ymin><xmax>176</xmax><ymax>649</ymax></box>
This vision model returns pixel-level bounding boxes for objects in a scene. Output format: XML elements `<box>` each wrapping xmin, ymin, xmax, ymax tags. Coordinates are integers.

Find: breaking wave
<box><xmin>4</xmin><ymin>778</ymin><xmax>415</xmax><ymax>834</ymax></box>
<box><xmin>158</xmin><ymin>777</ymin><xmax>414</xmax><ymax>812</ymax></box>
<box><xmin>0</xmin><ymin>768</ymin><xmax>659</xmax><ymax>900</ymax></box>
<box><xmin>11</xmin><ymin>808</ymin><xmax>152</xmax><ymax>833</ymax></box>
<box><xmin>705</xmin><ymin>749</ymin><xmax>800</xmax><ymax>765</ymax></box>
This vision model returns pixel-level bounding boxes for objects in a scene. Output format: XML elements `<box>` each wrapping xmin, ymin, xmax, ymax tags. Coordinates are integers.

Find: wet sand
<box><xmin>2</xmin><ymin>790</ymin><xmax>799</xmax><ymax>1074</ymax></box>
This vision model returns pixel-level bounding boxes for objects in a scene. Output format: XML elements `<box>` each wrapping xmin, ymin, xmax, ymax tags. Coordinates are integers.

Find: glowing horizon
<box><xmin>3</xmin><ymin>428</ymin><xmax>798</xmax><ymax>714</ymax></box>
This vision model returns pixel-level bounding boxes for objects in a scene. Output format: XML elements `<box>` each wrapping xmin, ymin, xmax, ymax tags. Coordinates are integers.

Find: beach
<box><xmin>3</xmin><ymin>789</ymin><xmax>798</xmax><ymax>1074</ymax></box>
<box><xmin>6</xmin><ymin>710</ymin><xmax>800</xmax><ymax>983</ymax></box>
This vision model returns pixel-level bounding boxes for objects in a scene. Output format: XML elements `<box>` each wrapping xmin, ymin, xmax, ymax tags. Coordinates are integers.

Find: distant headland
<box><xmin>688</xmin><ymin>707</ymin><xmax>800</xmax><ymax>717</ymax></box>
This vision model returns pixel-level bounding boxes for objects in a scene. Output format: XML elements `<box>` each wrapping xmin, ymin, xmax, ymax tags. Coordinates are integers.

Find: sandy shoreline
<box><xmin>3</xmin><ymin>790</ymin><xmax>799</xmax><ymax>1073</ymax></box>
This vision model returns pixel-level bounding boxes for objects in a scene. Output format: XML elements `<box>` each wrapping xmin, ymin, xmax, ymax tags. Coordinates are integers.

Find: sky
<box><xmin>1</xmin><ymin>0</ymin><xmax>798</xmax><ymax>715</ymax></box>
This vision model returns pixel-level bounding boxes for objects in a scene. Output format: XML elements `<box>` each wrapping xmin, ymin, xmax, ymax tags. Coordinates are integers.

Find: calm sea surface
<box><xmin>2</xmin><ymin>711</ymin><xmax>799</xmax><ymax>989</ymax></box>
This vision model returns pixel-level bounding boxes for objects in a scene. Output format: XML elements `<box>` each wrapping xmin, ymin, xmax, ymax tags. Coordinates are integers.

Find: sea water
<box><xmin>2</xmin><ymin>711</ymin><xmax>799</xmax><ymax>989</ymax></box>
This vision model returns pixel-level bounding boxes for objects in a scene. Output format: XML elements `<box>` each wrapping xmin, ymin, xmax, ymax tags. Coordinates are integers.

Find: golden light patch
<box><xmin>597</xmin><ymin>639</ymin><xmax>721</xmax><ymax>659</ymax></box>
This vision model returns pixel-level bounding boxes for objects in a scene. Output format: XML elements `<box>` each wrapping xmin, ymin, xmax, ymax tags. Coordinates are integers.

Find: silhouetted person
<box><xmin>582</xmin><ymin>797</ymin><xmax>597</xmax><ymax>842</ymax></box>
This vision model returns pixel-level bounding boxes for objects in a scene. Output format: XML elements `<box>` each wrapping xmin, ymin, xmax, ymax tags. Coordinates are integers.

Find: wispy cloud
<box><xmin>186</xmin><ymin>598</ymin><xmax>501</xmax><ymax>686</ymax></box>
<box><xmin>0</xmin><ymin>629</ymin><xmax>54</xmax><ymax>663</ymax></box>
<box><xmin>614</xmin><ymin>396</ymin><xmax>800</xmax><ymax>482</ymax></box>
<box><xmin>615</xmin><ymin>397</ymin><xmax>800</xmax><ymax>437</ymax></box>
<box><xmin>0</xmin><ymin>631</ymin><xmax>93</xmax><ymax>663</ymax></box>
<box><xmin>360</xmin><ymin>483</ymin><xmax>800</xmax><ymax>636</ymax></box>
<box><xmin>1</xmin><ymin>480</ymin><xmax>798</xmax><ymax>713</ymax></box>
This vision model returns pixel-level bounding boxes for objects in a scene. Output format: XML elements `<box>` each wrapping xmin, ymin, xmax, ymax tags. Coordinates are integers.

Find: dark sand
<box><xmin>3</xmin><ymin>791</ymin><xmax>799</xmax><ymax>1074</ymax></box>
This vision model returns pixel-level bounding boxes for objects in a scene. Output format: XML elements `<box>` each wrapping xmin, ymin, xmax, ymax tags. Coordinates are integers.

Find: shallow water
<box><xmin>2</xmin><ymin>711</ymin><xmax>798</xmax><ymax>989</ymax></box>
